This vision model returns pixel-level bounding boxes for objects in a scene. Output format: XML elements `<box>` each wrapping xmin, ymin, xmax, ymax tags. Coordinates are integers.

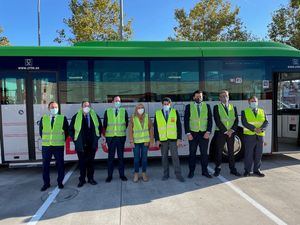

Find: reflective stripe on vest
<box><xmin>105</xmin><ymin>108</ymin><xmax>126</xmax><ymax>137</ymax></box>
<box><xmin>42</xmin><ymin>114</ymin><xmax>65</xmax><ymax>146</ymax></box>
<box><xmin>155</xmin><ymin>109</ymin><xmax>177</xmax><ymax>141</ymax></box>
<box><xmin>243</xmin><ymin>108</ymin><xmax>266</xmax><ymax>136</ymax></box>
<box><xmin>189</xmin><ymin>102</ymin><xmax>208</xmax><ymax>132</ymax></box>
<box><xmin>215</xmin><ymin>104</ymin><xmax>235</xmax><ymax>131</ymax></box>
<box><xmin>133</xmin><ymin>114</ymin><xmax>150</xmax><ymax>143</ymax></box>
<box><xmin>74</xmin><ymin>109</ymin><xmax>100</xmax><ymax>141</ymax></box>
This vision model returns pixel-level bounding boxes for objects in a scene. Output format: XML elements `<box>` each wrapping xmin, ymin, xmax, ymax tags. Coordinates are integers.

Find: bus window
<box><xmin>65</xmin><ymin>60</ymin><xmax>89</xmax><ymax>103</ymax></box>
<box><xmin>1</xmin><ymin>78</ymin><xmax>26</xmax><ymax>104</ymax></box>
<box><xmin>93</xmin><ymin>60</ymin><xmax>146</xmax><ymax>102</ymax></box>
<box><xmin>204</xmin><ymin>60</ymin><xmax>269</xmax><ymax>101</ymax></box>
<box><xmin>150</xmin><ymin>60</ymin><xmax>199</xmax><ymax>102</ymax></box>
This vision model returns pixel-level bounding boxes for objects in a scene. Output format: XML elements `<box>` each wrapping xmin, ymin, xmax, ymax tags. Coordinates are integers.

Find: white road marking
<box><xmin>208</xmin><ymin>167</ymin><xmax>288</xmax><ymax>225</ymax></box>
<box><xmin>27</xmin><ymin>164</ymin><xmax>77</xmax><ymax>225</ymax></box>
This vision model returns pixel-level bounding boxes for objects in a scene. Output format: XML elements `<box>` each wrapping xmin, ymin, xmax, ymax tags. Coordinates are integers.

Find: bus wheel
<box><xmin>222</xmin><ymin>128</ymin><xmax>244</xmax><ymax>161</ymax></box>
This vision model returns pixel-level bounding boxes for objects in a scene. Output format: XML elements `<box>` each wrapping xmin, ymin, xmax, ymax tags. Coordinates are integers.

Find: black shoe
<box><xmin>176</xmin><ymin>175</ymin><xmax>185</xmax><ymax>182</ymax></box>
<box><xmin>202</xmin><ymin>172</ymin><xmax>213</xmax><ymax>178</ymax></box>
<box><xmin>40</xmin><ymin>184</ymin><xmax>50</xmax><ymax>192</ymax></box>
<box><xmin>243</xmin><ymin>171</ymin><xmax>251</xmax><ymax>177</ymax></box>
<box><xmin>230</xmin><ymin>170</ymin><xmax>241</xmax><ymax>177</ymax></box>
<box><xmin>253</xmin><ymin>171</ymin><xmax>265</xmax><ymax>177</ymax></box>
<box><xmin>187</xmin><ymin>171</ymin><xmax>194</xmax><ymax>178</ymax></box>
<box><xmin>105</xmin><ymin>176</ymin><xmax>112</xmax><ymax>183</ymax></box>
<box><xmin>162</xmin><ymin>175</ymin><xmax>169</xmax><ymax>181</ymax></box>
<box><xmin>58</xmin><ymin>183</ymin><xmax>64</xmax><ymax>189</ymax></box>
<box><xmin>77</xmin><ymin>181</ymin><xmax>86</xmax><ymax>188</ymax></box>
<box><xmin>120</xmin><ymin>176</ymin><xmax>128</xmax><ymax>181</ymax></box>
<box><xmin>88</xmin><ymin>179</ymin><xmax>98</xmax><ymax>185</ymax></box>
<box><xmin>214</xmin><ymin>169</ymin><xmax>220</xmax><ymax>177</ymax></box>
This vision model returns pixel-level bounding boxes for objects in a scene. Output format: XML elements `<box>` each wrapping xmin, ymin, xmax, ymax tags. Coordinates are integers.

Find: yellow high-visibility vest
<box><xmin>215</xmin><ymin>104</ymin><xmax>235</xmax><ymax>131</ymax></box>
<box><xmin>155</xmin><ymin>109</ymin><xmax>177</xmax><ymax>141</ymax></box>
<box><xmin>243</xmin><ymin>108</ymin><xmax>266</xmax><ymax>136</ymax></box>
<box><xmin>189</xmin><ymin>102</ymin><xmax>208</xmax><ymax>132</ymax></box>
<box><xmin>105</xmin><ymin>108</ymin><xmax>126</xmax><ymax>137</ymax></box>
<box><xmin>42</xmin><ymin>114</ymin><xmax>65</xmax><ymax>146</ymax></box>
<box><xmin>74</xmin><ymin>109</ymin><xmax>100</xmax><ymax>141</ymax></box>
<box><xmin>133</xmin><ymin>114</ymin><xmax>150</xmax><ymax>143</ymax></box>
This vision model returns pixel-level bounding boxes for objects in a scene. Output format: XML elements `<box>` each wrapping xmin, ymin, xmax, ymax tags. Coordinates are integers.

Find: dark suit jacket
<box><xmin>153</xmin><ymin>109</ymin><xmax>182</xmax><ymax>141</ymax></box>
<box><xmin>241</xmin><ymin>109</ymin><xmax>269</xmax><ymax>132</ymax></box>
<box><xmin>103</xmin><ymin>108</ymin><xmax>129</xmax><ymax>134</ymax></box>
<box><xmin>184</xmin><ymin>102</ymin><xmax>212</xmax><ymax>134</ymax></box>
<box><xmin>69</xmin><ymin>112</ymin><xmax>102</xmax><ymax>151</ymax></box>
<box><xmin>213</xmin><ymin>104</ymin><xmax>239</xmax><ymax>133</ymax></box>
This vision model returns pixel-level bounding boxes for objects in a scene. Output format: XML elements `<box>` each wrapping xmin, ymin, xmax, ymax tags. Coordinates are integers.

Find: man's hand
<box><xmin>203</xmin><ymin>132</ymin><xmax>210</xmax><ymax>139</ymax></box>
<box><xmin>177</xmin><ymin>139</ymin><xmax>183</xmax><ymax>147</ymax></box>
<box><xmin>187</xmin><ymin>133</ymin><xmax>193</xmax><ymax>141</ymax></box>
<box><xmin>156</xmin><ymin>140</ymin><xmax>161</xmax><ymax>147</ymax></box>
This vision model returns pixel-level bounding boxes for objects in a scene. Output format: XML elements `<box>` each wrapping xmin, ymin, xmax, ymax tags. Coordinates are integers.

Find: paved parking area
<box><xmin>0</xmin><ymin>153</ymin><xmax>300</xmax><ymax>225</ymax></box>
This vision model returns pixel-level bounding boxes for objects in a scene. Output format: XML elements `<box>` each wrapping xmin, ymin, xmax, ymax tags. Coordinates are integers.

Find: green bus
<box><xmin>0</xmin><ymin>41</ymin><xmax>299</xmax><ymax>164</ymax></box>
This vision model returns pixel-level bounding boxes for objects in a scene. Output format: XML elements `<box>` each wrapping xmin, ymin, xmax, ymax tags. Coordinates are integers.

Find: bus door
<box><xmin>0</xmin><ymin>73</ymin><xmax>29</xmax><ymax>161</ymax></box>
<box><xmin>275</xmin><ymin>72</ymin><xmax>300</xmax><ymax>152</ymax></box>
<box><xmin>30</xmin><ymin>72</ymin><xmax>58</xmax><ymax>160</ymax></box>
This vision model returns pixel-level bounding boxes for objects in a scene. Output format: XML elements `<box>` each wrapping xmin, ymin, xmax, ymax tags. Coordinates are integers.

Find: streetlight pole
<box><xmin>38</xmin><ymin>0</ymin><xmax>41</xmax><ymax>46</ymax></box>
<box><xmin>119</xmin><ymin>0</ymin><xmax>123</xmax><ymax>40</ymax></box>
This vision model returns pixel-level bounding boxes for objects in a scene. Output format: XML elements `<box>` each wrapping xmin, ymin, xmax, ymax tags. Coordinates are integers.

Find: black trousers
<box><xmin>77</xmin><ymin>146</ymin><xmax>96</xmax><ymax>182</ymax></box>
<box><xmin>215</xmin><ymin>131</ymin><xmax>236</xmax><ymax>171</ymax></box>
<box><xmin>188</xmin><ymin>131</ymin><xmax>209</xmax><ymax>174</ymax></box>
<box><xmin>107</xmin><ymin>136</ymin><xmax>126</xmax><ymax>177</ymax></box>
<box><xmin>42</xmin><ymin>146</ymin><xmax>65</xmax><ymax>186</ymax></box>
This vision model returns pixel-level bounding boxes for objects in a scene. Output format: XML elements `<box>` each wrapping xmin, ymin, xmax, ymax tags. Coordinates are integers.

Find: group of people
<box><xmin>39</xmin><ymin>90</ymin><xmax>268</xmax><ymax>192</ymax></box>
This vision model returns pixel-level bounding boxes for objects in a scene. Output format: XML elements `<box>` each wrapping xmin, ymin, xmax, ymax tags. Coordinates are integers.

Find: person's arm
<box><xmin>148</xmin><ymin>116</ymin><xmax>154</xmax><ymax>144</ymax></box>
<box><xmin>97</xmin><ymin>114</ymin><xmax>103</xmax><ymax>137</ymax></box>
<box><xmin>241</xmin><ymin>110</ymin><xmax>256</xmax><ymax>132</ymax></box>
<box><xmin>153</xmin><ymin>115</ymin><xmax>159</xmax><ymax>142</ymax></box>
<box><xmin>128</xmin><ymin>116</ymin><xmax>134</xmax><ymax>143</ymax></box>
<box><xmin>231</xmin><ymin>106</ymin><xmax>239</xmax><ymax>132</ymax></box>
<box><xmin>63</xmin><ymin>116</ymin><xmax>69</xmax><ymax>140</ymax></box>
<box><xmin>213</xmin><ymin>105</ymin><xmax>227</xmax><ymax>133</ymax></box>
<box><xmin>69</xmin><ymin>114</ymin><xmax>76</xmax><ymax>141</ymax></box>
<box><xmin>184</xmin><ymin>104</ymin><xmax>191</xmax><ymax>134</ymax></box>
<box><xmin>206</xmin><ymin>104</ymin><xmax>212</xmax><ymax>133</ymax></box>
<box><xmin>260</xmin><ymin>112</ymin><xmax>269</xmax><ymax>131</ymax></box>
<box><xmin>176</xmin><ymin>110</ymin><xmax>182</xmax><ymax>140</ymax></box>
<box><xmin>125</xmin><ymin>110</ymin><xmax>129</xmax><ymax>128</ymax></box>
<box><xmin>39</xmin><ymin>117</ymin><xmax>43</xmax><ymax>137</ymax></box>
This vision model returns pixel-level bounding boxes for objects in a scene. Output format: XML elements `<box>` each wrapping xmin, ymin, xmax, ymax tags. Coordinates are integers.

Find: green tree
<box><xmin>54</xmin><ymin>0</ymin><xmax>132</xmax><ymax>44</ymax></box>
<box><xmin>0</xmin><ymin>27</ymin><xmax>10</xmax><ymax>46</ymax></box>
<box><xmin>168</xmin><ymin>0</ymin><xmax>254</xmax><ymax>41</ymax></box>
<box><xmin>268</xmin><ymin>0</ymin><xmax>300</xmax><ymax>49</ymax></box>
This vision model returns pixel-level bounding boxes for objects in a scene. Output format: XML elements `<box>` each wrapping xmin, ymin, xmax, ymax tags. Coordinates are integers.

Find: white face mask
<box><xmin>250</xmin><ymin>102</ymin><xmax>258</xmax><ymax>109</ymax></box>
<box><xmin>163</xmin><ymin>105</ymin><xmax>170</xmax><ymax>111</ymax></box>
<box><xmin>114</xmin><ymin>101</ymin><xmax>121</xmax><ymax>108</ymax></box>
<box><xmin>137</xmin><ymin>108</ymin><xmax>144</xmax><ymax>115</ymax></box>
<box><xmin>83</xmin><ymin>107</ymin><xmax>90</xmax><ymax>113</ymax></box>
<box><xmin>50</xmin><ymin>108</ymin><xmax>58</xmax><ymax>115</ymax></box>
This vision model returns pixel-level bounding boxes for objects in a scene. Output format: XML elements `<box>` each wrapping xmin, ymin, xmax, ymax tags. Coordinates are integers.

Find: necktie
<box><xmin>85</xmin><ymin>115</ymin><xmax>90</xmax><ymax>128</ymax></box>
<box><xmin>51</xmin><ymin>116</ymin><xmax>55</xmax><ymax>128</ymax></box>
<box><xmin>165</xmin><ymin>110</ymin><xmax>169</xmax><ymax>121</ymax></box>
<box><xmin>197</xmin><ymin>104</ymin><xmax>200</xmax><ymax>117</ymax></box>
<box><xmin>253</xmin><ymin>109</ymin><xmax>257</xmax><ymax>117</ymax></box>
<box><xmin>224</xmin><ymin>105</ymin><xmax>228</xmax><ymax>115</ymax></box>
<box><xmin>115</xmin><ymin>109</ymin><xmax>118</xmax><ymax>117</ymax></box>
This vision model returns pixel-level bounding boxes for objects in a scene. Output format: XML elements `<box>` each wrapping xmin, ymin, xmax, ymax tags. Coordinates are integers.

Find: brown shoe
<box><xmin>133</xmin><ymin>173</ymin><xmax>139</xmax><ymax>183</ymax></box>
<box><xmin>142</xmin><ymin>172</ymin><xmax>149</xmax><ymax>182</ymax></box>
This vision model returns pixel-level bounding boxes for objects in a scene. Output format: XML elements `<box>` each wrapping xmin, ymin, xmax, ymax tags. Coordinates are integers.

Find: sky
<box><xmin>0</xmin><ymin>0</ymin><xmax>290</xmax><ymax>46</ymax></box>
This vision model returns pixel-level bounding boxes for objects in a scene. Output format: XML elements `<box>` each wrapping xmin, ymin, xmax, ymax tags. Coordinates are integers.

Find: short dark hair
<box><xmin>48</xmin><ymin>101</ymin><xmax>58</xmax><ymax>108</ymax></box>
<box><xmin>112</xmin><ymin>95</ymin><xmax>120</xmax><ymax>101</ymax></box>
<box><xmin>219</xmin><ymin>90</ymin><xmax>229</xmax><ymax>96</ymax></box>
<box><xmin>162</xmin><ymin>97</ymin><xmax>172</xmax><ymax>104</ymax></box>
<box><xmin>192</xmin><ymin>90</ymin><xmax>203</xmax><ymax>97</ymax></box>
<box><xmin>81</xmin><ymin>101</ymin><xmax>90</xmax><ymax>107</ymax></box>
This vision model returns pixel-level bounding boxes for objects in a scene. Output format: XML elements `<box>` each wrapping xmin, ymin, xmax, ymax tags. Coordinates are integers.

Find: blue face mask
<box><xmin>250</xmin><ymin>102</ymin><xmax>258</xmax><ymax>109</ymax></box>
<box><xmin>163</xmin><ymin>105</ymin><xmax>170</xmax><ymax>111</ymax></box>
<box><xmin>114</xmin><ymin>101</ymin><xmax>121</xmax><ymax>108</ymax></box>
<box><xmin>50</xmin><ymin>108</ymin><xmax>58</xmax><ymax>115</ymax></box>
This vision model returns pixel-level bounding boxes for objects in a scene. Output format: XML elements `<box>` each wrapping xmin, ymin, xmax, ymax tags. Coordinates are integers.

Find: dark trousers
<box><xmin>215</xmin><ymin>131</ymin><xmax>236</xmax><ymax>171</ymax></box>
<box><xmin>244</xmin><ymin>135</ymin><xmax>264</xmax><ymax>173</ymax></box>
<box><xmin>107</xmin><ymin>136</ymin><xmax>126</xmax><ymax>177</ymax></box>
<box><xmin>188</xmin><ymin>131</ymin><xmax>209</xmax><ymax>174</ymax></box>
<box><xmin>42</xmin><ymin>146</ymin><xmax>65</xmax><ymax>186</ymax></box>
<box><xmin>160</xmin><ymin>140</ymin><xmax>182</xmax><ymax>177</ymax></box>
<box><xmin>77</xmin><ymin>146</ymin><xmax>96</xmax><ymax>182</ymax></box>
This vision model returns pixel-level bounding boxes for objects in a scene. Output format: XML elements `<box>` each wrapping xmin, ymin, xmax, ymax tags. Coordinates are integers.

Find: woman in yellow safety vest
<box><xmin>129</xmin><ymin>103</ymin><xmax>154</xmax><ymax>182</ymax></box>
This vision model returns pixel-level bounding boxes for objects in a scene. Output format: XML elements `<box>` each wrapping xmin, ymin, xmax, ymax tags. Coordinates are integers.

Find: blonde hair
<box><xmin>133</xmin><ymin>103</ymin><xmax>146</xmax><ymax>118</ymax></box>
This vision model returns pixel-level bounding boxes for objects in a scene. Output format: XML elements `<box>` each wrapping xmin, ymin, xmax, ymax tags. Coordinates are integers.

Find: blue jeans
<box><xmin>133</xmin><ymin>143</ymin><xmax>148</xmax><ymax>173</ymax></box>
